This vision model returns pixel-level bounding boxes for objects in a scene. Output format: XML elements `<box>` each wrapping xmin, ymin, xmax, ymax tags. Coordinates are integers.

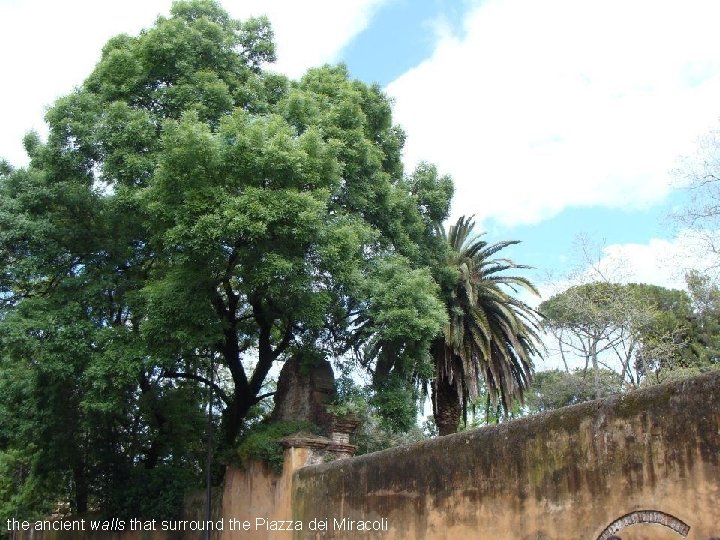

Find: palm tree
<box><xmin>432</xmin><ymin>216</ymin><xmax>543</xmax><ymax>435</ymax></box>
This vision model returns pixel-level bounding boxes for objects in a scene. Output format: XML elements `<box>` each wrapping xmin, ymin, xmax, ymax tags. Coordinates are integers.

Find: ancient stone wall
<box><xmin>291</xmin><ymin>371</ymin><xmax>720</xmax><ymax>539</ymax></box>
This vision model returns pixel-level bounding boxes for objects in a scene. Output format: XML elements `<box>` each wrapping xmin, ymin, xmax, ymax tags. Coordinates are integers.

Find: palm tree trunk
<box><xmin>432</xmin><ymin>374</ymin><xmax>461</xmax><ymax>436</ymax></box>
<box><xmin>431</xmin><ymin>338</ymin><xmax>462</xmax><ymax>436</ymax></box>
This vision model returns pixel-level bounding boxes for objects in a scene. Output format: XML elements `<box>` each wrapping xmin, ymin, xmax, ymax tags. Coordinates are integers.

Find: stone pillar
<box><xmin>279</xmin><ymin>432</ymin><xmax>334</xmax><ymax>466</ymax></box>
<box><xmin>279</xmin><ymin>427</ymin><xmax>358</xmax><ymax>462</ymax></box>
<box><xmin>328</xmin><ymin>416</ymin><xmax>360</xmax><ymax>459</ymax></box>
<box><xmin>220</xmin><ymin>426</ymin><xmax>361</xmax><ymax>540</ymax></box>
<box><xmin>270</xmin><ymin>357</ymin><xmax>335</xmax><ymax>435</ymax></box>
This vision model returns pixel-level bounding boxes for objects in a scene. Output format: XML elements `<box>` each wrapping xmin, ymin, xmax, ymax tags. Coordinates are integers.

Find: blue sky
<box><xmin>334</xmin><ymin>0</ymin><xmax>691</xmax><ymax>285</ymax></box>
<box><xmin>339</xmin><ymin>0</ymin><xmax>720</xmax><ymax>292</ymax></box>
<box><xmin>2</xmin><ymin>0</ymin><xmax>720</xmax><ymax>296</ymax></box>
<box><xmin>341</xmin><ymin>0</ymin><xmax>466</xmax><ymax>85</ymax></box>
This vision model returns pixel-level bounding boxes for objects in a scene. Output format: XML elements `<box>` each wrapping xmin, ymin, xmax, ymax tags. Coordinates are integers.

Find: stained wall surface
<box><xmin>220</xmin><ymin>447</ymin><xmax>311</xmax><ymax>540</ymax></box>
<box><xmin>291</xmin><ymin>372</ymin><xmax>720</xmax><ymax>540</ymax></box>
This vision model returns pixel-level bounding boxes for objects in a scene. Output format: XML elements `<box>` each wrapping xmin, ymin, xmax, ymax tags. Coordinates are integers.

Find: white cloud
<box><xmin>587</xmin><ymin>230</ymin><xmax>718</xmax><ymax>289</ymax></box>
<box><xmin>239</xmin><ymin>0</ymin><xmax>385</xmax><ymax>79</ymax></box>
<box><xmin>535</xmin><ymin>230</ymin><xmax>716</xmax><ymax>305</ymax></box>
<box><xmin>0</xmin><ymin>0</ymin><xmax>385</xmax><ymax>167</ymax></box>
<box><xmin>387</xmin><ymin>0</ymin><xmax>720</xmax><ymax>227</ymax></box>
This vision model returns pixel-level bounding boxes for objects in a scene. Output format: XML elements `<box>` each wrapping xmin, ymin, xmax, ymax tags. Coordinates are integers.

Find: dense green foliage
<box><xmin>460</xmin><ymin>278</ymin><xmax>720</xmax><ymax>423</ymax></box>
<box><xmin>0</xmin><ymin>0</ymin><xmax>452</xmax><ymax>526</ymax></box>
<box><xmin>323</xmin><ymin>376</ymin><xmax>431</xmax><ymax>454</ymax></box>
<box><xmin>455</xmin><ymin>368</ymin><xmax>623</xmax><ymax>429</ymax></box>
<box><xmin>685</xmin><ymin>271</ymin><xmax>720</xmax><ymax>365</ymax></box>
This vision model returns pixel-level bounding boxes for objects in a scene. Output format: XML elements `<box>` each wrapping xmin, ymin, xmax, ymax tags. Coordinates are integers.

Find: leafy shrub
<box><xmin>236</xmin><ymin>421</ymin><xmax>318</xmax><ymax>473</ymax></box>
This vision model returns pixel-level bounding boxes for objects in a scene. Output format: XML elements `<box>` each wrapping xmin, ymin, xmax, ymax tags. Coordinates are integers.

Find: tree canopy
<box><xmin>0</xmin><ymin>0</ymin><xmax>453</xmax><ymax>523</ymax></box>
<box><xmin>539</xmin><ymin>281</ymin><xmax>715</xmax><ymax>390</ymax></box>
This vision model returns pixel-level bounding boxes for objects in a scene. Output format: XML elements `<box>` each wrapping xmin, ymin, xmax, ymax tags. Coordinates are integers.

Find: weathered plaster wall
<box><xmin>220</xmin><ymin>446</ymin><xmax>312</xmax><ymax>540</ymax></box>
<box><xmin>292</xmin><ymin>372</ymin><xmax>720</xmax><ymax>540</ymax></box>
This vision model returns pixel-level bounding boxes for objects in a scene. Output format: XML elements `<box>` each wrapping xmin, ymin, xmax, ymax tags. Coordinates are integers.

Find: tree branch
<box><xmin>253</xmin><ymin>391</ymin><xmax>276</xmax><ymax>404</ymax></box>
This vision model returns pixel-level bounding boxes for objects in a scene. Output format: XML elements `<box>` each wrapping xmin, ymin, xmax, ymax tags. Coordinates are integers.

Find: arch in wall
<box><xmin>595</xmin><ymin>510</ymin><xmax>690</xmax><ymax>540</ymax></box>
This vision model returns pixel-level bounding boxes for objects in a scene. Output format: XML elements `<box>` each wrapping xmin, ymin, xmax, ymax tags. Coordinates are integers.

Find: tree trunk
<box><xmin>221</xmin><ymin>384</ymin><xmax>257</xmax><ymax>447</ymax></box>
<box><xmin>72</xmin><ymin>463</ymin><xmax>88</xmax><ymax>514</ymax></box>
<box><xmin>591</xmin><ymin>338</ymin><xmax>600</xmax><ymax>400</ymax></box>
<box><xmin>432</xmin><ymin>374</ymin><xmax>461</xmax><ymax>436</ymax></box>
<box><xmin>430</xmin><ymin>339</ymin><xmax>462</xmax><ymax>436</ymax></box>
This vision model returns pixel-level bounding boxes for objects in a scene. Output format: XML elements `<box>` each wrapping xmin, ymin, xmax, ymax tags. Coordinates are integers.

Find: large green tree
<box><xmin>431</xmin><ymin>217</ymin><xmax>543</xmax><ymax>436</ymax></box>
<box><xmin>539</xmin><ymin>282</ymin><xmax>706</xmax><ymax>390</ymax></box>
<box><xmin>0</xmin><ymin>0</ymin><xmax>451</xmax><ymax>522</ymax></box>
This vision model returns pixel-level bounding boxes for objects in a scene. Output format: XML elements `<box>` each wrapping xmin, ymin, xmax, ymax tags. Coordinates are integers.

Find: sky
<box><xmin>3</xmin><ymin>0</ymin><xmax>720</xmax><ymax>369</ymax></box>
